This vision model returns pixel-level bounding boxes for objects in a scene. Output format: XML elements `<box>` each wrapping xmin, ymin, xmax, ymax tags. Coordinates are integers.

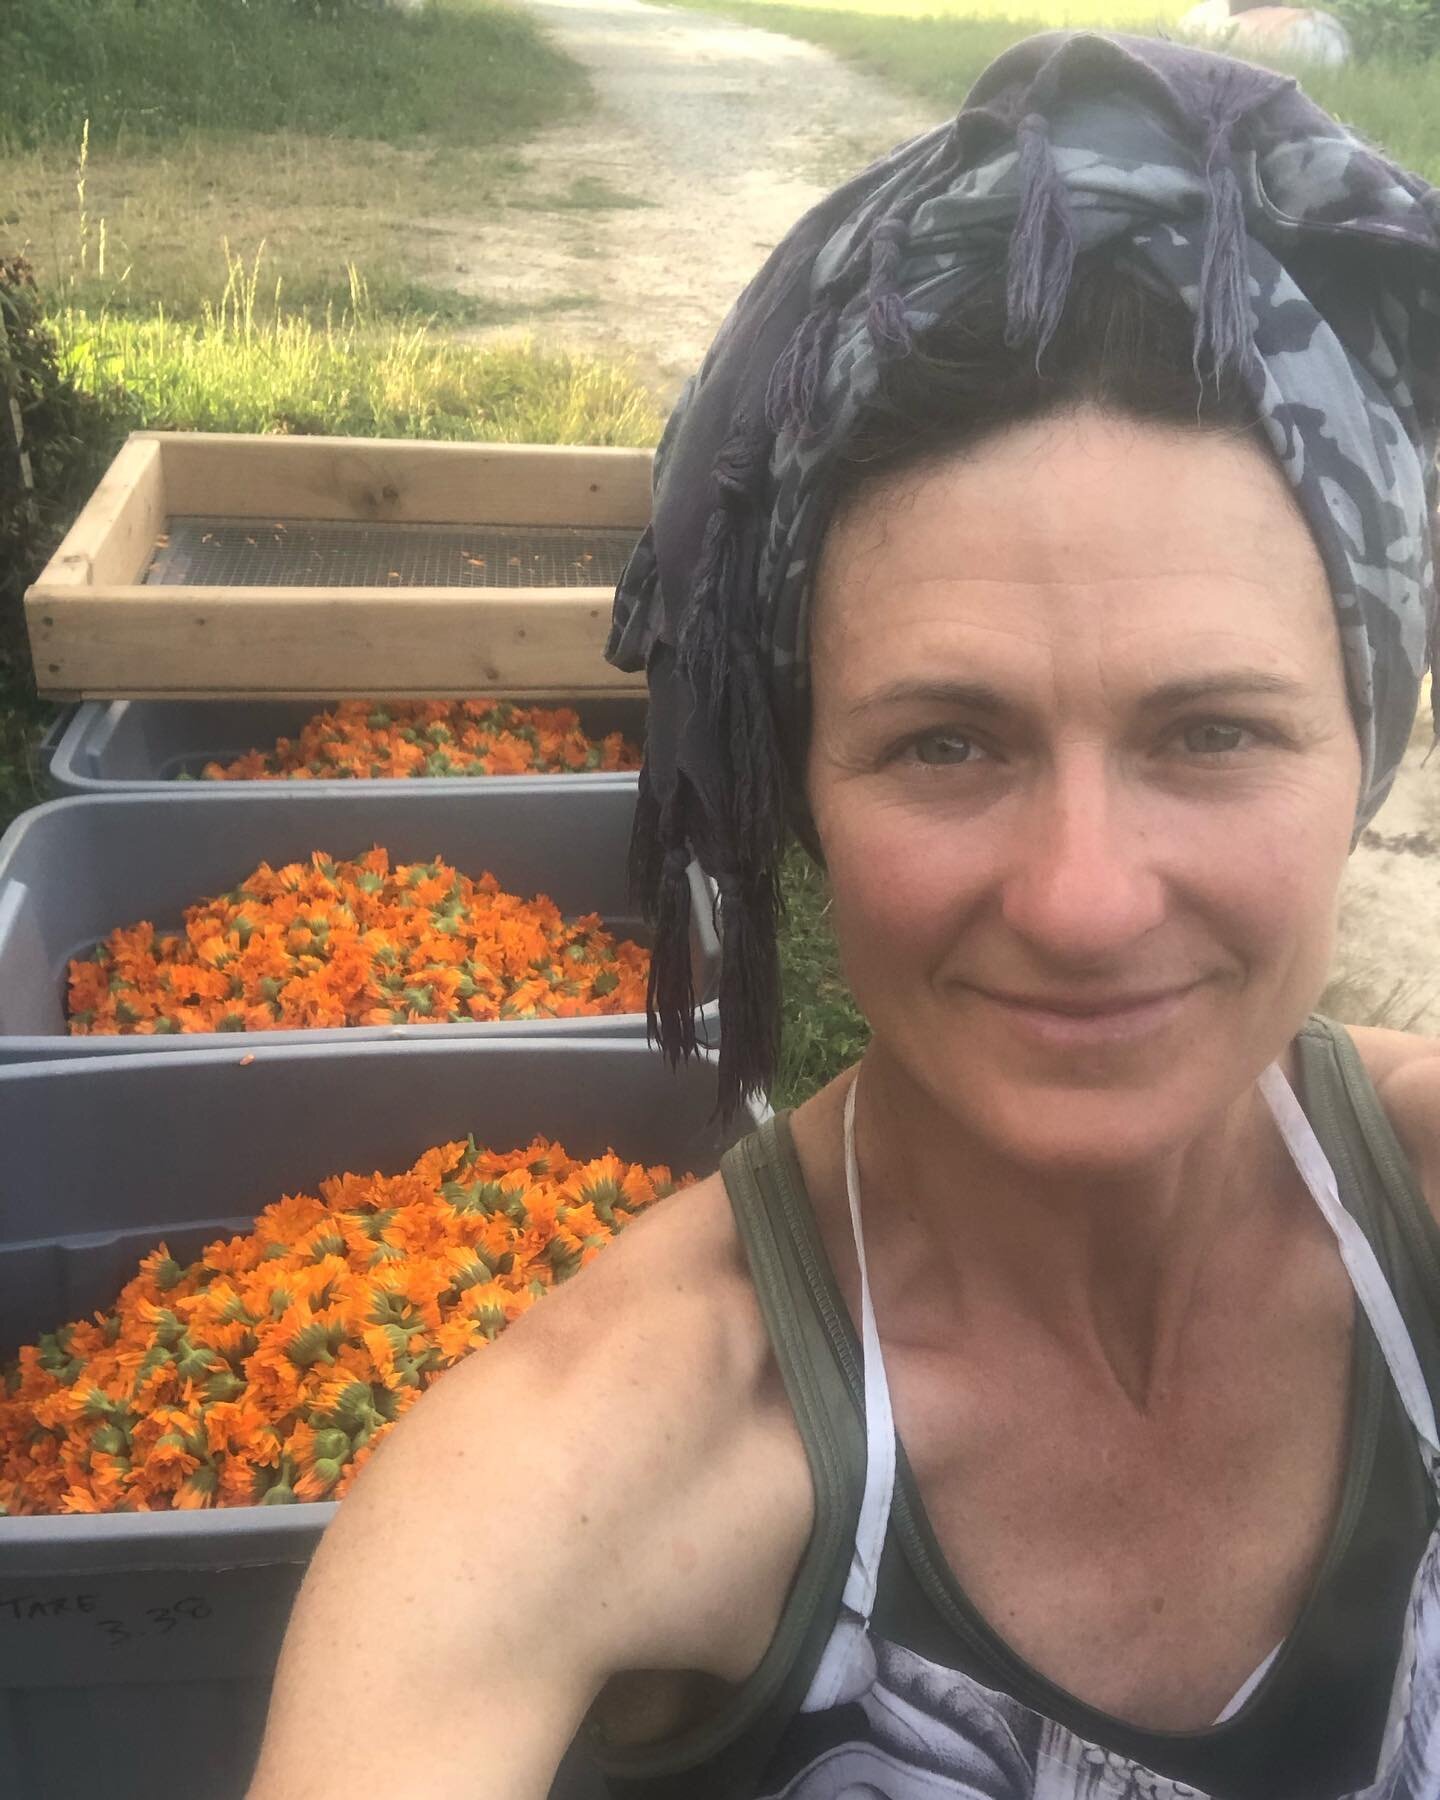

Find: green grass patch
<box><xmin>659</xmin><ymin>0</ymin><xmax>1440</xmax><ymax>185</ymax></box>
<box><xmin>531</xmin><ymin>176</ymin><xmax>659</xmax><ymax>212</ymax></box>
<box><xmin>50</xmin><ymin>252</ymin><xmax>662</xmax><ymax>443</ymax></box>
<box><xmin>4</xmin><ymin>0</ymin><xmax>586</xmax><ymax>153</ymax></box>
<box><xmin>774</xmin><ymin>851</ymin><xmax>870</xmax><ymax>1107</ymax></box>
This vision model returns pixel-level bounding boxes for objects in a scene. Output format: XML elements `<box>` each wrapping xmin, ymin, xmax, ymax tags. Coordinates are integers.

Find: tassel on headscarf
<box><xmin>1195</xmin><ymin>106</ymin><xmax>1252</xmax><ymax>379</ymax></box>
<box><xmin>766</xmin><ymin>301</ymin><xmax>840</xmax><ymax>436</ymax></box>
<box><xmin>714</xmin><ymin>864</ymin><xmax>782</xmax><ymax>1111</ymax></box>
<box><xmin>1005</xmin><ymin>112</ymin><xmax>1077</xmax><ymax>355</ymax></box>
<box><xmin>676</xmin><ymin>416</ymin><xmax>770</xmax><ymax>715</ymax></box>
<box><xmin>644</xmin><ymin>814</ymin><xmax>701</xmax><ymax>1068</ymax></box>
<box><xmin>866</xmin><ymin>214</ymin><xmax>913</xmax><ymax>355</ymax></box>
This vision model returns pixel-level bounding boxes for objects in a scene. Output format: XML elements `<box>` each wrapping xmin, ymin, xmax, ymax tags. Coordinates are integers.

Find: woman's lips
<box><xmin>969</xmin><ymin>982</ymin><xmax>1201</xmax><ymax>1047</ymax></box>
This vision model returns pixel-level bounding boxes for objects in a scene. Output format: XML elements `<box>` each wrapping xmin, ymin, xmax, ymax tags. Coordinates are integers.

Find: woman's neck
<box><xmin>840</xmin><ymin>1046</ymin><xmax>1301</xmax><ymax>1414</ymax></box>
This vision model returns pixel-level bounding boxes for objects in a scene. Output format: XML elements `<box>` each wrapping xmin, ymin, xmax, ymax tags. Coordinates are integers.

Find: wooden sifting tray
<box><xmin>25</xmin><ymin>432</ymin><xmax>654</xmax><ymax>699</ymax></box>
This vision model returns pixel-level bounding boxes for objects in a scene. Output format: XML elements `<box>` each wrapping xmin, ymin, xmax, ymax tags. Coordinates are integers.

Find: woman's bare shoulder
<box><xmin>1345</xmin><ymin>1023</ymin><xmax>1440</xmax><ymax>1216</ymax></box>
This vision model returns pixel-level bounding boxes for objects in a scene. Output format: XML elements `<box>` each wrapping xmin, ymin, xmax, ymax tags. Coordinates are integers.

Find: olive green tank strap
<box><xmin>1294</xmin><ymin>1015</ymin><xmax>1440</xmax><ymax>1409</ymax></box>
<box><xmin>591</xmin><ymin>1114</ymin><xmax>863</xmax><ymax>1798</ymax></box>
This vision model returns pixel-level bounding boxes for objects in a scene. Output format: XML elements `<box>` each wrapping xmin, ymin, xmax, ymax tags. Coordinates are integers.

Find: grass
<box><xmin>532</xmin><ymin>176</ymin><xmax>658</xmax><ymax>212</ymax></box>
<box><xmin>1</xmin><ymin>0</ymin><xmax>598</xmax><ymax>333</ymax></box>
<box><xmin>774</xmin><ymin>852</ymin><xmax>870</xmax><ymax>1107</ymax></box>
<box><xmin>660</xmin><ymin>0</ymin><xmax>1440</xmax><ymax>185</ymax></box>
<box><xmin>3</xmin><ymin>0</ymin><xmax>585</xmax><ymax>153</ymax></box>
<box><xmin>50</xmin><ymin>250</ymin><xmax>663</xmax><ymax>443</ymax></box>
<box><xmin>2</xmin><ymin>130</ymin><xmax>621</xmax><ymax>333</ymax></box>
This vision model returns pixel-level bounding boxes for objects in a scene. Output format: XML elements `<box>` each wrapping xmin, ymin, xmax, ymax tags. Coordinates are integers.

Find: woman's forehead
<box><xmin>812</xmin><ymin>410</ymin><xmax>1340</xmax><ymax>699</ymax></box>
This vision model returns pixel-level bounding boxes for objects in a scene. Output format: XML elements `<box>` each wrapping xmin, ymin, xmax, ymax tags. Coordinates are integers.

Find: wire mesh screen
<box><xmin>146</xmin><ymin>517</ymin><xmax>639</xmax><ymax>590</ymax></box>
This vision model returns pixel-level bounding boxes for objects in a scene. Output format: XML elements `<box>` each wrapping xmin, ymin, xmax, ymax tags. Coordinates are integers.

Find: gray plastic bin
<box><xmin>48</xmin><ymin>697</ymin><xmax>646</xmax><ymax>795</ymax></box>
<box><xmin>0</xmin><ymin>1038</ymin><xmax>760</xmax><ymax>1799</ymax></box>
<box><xmin>0</xmin><ymin>786</ymin><xmax>718</xmax><ymax>1060</ymax></box>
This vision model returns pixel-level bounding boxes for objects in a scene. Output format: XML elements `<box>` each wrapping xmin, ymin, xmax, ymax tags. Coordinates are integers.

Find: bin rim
<box><xmin>47</xmin><ymin>697</ymin><xmax>647</xmax><ymax>798</ymax></box>
<box><xmin>0</xmin><ymin>789</ymin><xmax>723</xmax><ymax>1049</ymax></box>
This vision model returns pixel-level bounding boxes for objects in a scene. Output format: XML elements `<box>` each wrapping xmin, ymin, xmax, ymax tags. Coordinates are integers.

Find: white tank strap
<box><xmin>800</xmin><ymin>1075</ymin><xmax>898</xmax><ymax>1712</ymax></box>
<box><xmin>1260</xmin><ymin>1063</ymin><xmax>1440</xmax><ymax>1463</ymax></box>
<box><xmin>839</xmin><ymin>1073</ymin><xmax>898</xmax><ymax>1621</ymax></box>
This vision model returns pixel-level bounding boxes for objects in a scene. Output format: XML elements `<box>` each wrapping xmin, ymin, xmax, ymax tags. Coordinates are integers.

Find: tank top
<box><xmin>594</xmin><ymin>1018</ymin><xmax>1440</xmax><ymax>1799</ymax></box>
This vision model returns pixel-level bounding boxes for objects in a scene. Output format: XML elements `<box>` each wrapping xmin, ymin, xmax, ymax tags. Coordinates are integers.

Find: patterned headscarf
<box><xmin>607</xmin><ymin>30</ymin><xmax>1440</xmax><ymax>1110</ymax></box>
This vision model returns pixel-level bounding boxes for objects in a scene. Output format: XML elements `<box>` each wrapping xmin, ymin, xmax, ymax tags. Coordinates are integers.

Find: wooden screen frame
<box><xmin>25</xmin><ymin>432</ymin><xmax>654</xmax><ymax>699</ymax></box>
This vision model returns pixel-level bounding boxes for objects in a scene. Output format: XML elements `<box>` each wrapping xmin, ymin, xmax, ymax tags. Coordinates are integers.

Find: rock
<box><xmin>1178</xmin><ymin>1</ymin><xmax>1353</xmax><ymax>65</ymax></box>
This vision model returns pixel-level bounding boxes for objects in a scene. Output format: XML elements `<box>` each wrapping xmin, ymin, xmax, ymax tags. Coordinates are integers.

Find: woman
<box><xmin>249</xmin><ymin>30</ymin><xmax>1440</xmax><ymax>1800</ymax></box>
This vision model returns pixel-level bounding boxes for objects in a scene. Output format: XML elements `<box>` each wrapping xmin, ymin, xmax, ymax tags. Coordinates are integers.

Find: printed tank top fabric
<box><xmin>747</xmin><ymin>1067</ymin><xmax>1440</xmax><ymax>1800</ymax></box>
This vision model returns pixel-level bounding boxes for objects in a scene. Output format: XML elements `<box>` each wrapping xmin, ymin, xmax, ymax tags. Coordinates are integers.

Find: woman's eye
<box><xmin>1179</xmin><ymin>721</ymin><xmax>1253</xmax><ymax>755</ymax></box>
<box><xmin>909</xmin><ymin>732</ymin><xmax>982</xmax><ymax>766</ymax></box>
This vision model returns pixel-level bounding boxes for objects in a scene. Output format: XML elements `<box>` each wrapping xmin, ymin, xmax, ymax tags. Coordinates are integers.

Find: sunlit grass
<box><xmin>48</xmin><ymin>247</ymin><xmax>662</xmax><ymax>445</ymax></box>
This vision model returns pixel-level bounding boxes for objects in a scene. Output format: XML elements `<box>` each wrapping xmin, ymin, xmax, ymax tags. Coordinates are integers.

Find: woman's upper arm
<box><xmin>245</xmin><ymin>1184</ymin><xmax>811</xmax><ymax>1799</ymax></box>
<box><xmin>247</xmin><ymin>1312</ymin><xmax>614</xmax><ymax>1799</ymax></box>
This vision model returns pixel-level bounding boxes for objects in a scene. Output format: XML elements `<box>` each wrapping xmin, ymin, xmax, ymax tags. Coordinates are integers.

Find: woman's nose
<box><xmin>998</xmin><ymin>759</ymin><xmax>1167</xmax><ymax>965</ymax></box>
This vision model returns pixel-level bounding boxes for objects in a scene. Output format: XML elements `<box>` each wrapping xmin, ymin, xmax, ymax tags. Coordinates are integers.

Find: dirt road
<box><xmin>440</xmin><ymin>0</ymin><xmax>931</xmax><ymax>394</ymax></box>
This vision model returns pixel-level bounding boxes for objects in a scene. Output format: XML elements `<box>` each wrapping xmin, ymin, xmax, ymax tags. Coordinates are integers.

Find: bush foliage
<box><xmin>1334</xmin><ymin>0</ymin><xmax>1440</xmax><ymax>61</ymax></box>
<box><xmin>0</xmin><ymin>257</ymin><xmax>129</xmax><ymax>673</ymax></box>
<box><xmin>0</xmin><ymin>257</ymin><xmax>132</xmax><ymax>825</ymax></box>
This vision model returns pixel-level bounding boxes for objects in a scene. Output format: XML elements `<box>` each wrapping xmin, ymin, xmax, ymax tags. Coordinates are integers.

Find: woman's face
<box><xmin>807</xmin><ymin>408</ymin><xmax>1361</xmax><ymax>1171</ymax></box>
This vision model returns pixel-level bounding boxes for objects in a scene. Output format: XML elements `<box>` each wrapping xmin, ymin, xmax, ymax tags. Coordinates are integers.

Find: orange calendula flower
<box><xmin>199</xmin><ymin>700</ymin><xmax>641</xmax><ymax>783</ymax></box>
<box><xmin>65</xmin><ymin>849</ymin><xmax>650</xmax><ymax>1037</ymax></box>
<box><xmin>0</xmin><ymin>1137</ymin><xmax>688</xmax><ymax>1515</ymax></box>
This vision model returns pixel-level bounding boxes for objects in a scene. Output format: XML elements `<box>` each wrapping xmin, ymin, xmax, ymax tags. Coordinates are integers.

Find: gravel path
<box><xmin>438</xmin><ymin>0</ymin><xmax>931</xmax><ymax>394</ymax></box>
<box><xmin>1333</xmin><ymin>718</ymin><xmax>1440</xmax><ymax>1036</ymax></box>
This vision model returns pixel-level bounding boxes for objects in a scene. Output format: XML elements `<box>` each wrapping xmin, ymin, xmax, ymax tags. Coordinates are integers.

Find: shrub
<box><xmin>1331</xmin><ymin>0</ymin><xmax>1440</xmax><ymax>60</ymax></box>
<box><xmin>0</xmin><ymin>256</ymin><xmax>131</xmax><ymax>826</ymax></box>
<box><xmin>0</xmin><ymin>256</ymin><xmax>130</xmax><ymax>675</ymax></box>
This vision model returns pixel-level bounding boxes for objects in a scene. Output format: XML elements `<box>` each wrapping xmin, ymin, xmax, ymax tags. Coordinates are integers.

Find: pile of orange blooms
<box><xmin>201</xmin><ymin>700</ymin><xmax>641</xmax><ymax>781</ymax></box>
<box><xmin>66</xmin><ymin>847</ymin><xmax>650</xmax><ymax>1035</ymax></box>
<box><xmin>1</xmin><ymin>1136</ymin><xmax>682</xmax><ymax>1514</ymax></box>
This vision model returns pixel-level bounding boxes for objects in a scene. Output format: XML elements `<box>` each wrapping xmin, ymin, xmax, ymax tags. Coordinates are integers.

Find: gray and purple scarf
<box><xmin>606</xmin><ymin>30</ymin><xmax>1440</xmax><ymax>1110</ymax></box>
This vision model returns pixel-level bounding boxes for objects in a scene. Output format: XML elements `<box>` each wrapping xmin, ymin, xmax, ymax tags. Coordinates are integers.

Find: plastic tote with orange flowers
<box><xmin>0</xmin><ymin>783</ymin><xmax>720</xmax><ymax>1060</ymax></box>
<box><xmin>0</xmin><ymin>1038</ymin><xmax>764</xmax><ymax>1800</ymax></box>
<box><xmin>46</xmin><ymin>695</ymin><xmax>649</xmax><ymax>795</ymax></box>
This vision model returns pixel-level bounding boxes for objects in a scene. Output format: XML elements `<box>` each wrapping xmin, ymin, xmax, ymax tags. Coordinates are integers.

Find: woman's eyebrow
<box><xmin>1138</xmin><ymin>671</ymin><xmax>1311</xmax><ymax>710</ymax></box>
<box><xmin>848</xmin><ymin>670</ymin><xmax>1309</xmax><ymax>720</ymax></box>
<box><xmin>847</xmin><ymin>680</ymin><xmax>1013</xmax><ymax>719</ymax></box>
